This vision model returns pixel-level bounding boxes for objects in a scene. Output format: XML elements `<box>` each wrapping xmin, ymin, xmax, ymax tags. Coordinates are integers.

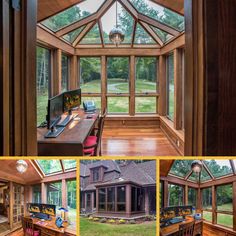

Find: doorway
<box><xmin>0</xmin><ymin>181</ymin><xmax>10</xmax><ymax>235</ymax></box>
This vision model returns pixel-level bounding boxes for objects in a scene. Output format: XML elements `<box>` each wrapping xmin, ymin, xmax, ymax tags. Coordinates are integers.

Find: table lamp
<box><xmin>58</xmin><ymin>207</ymin><xmax>68</xmax><ymax>222</ymax></box>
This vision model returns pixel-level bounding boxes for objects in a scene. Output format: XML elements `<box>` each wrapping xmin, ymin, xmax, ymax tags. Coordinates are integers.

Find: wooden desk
<box><xmin>160</xmin><ymin>217</ymin><xmax>203</xmax><ymax>236</ymax></box>
<box><xmin>37</xmin><ymin>109</ymin><xmax>99</xmax><ymax>156</ymax></box>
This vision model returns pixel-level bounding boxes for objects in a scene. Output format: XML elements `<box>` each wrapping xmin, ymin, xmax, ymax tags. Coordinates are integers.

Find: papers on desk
<box><xmin>36</xmin><ymin>221</ymin><xmax>48</xmax><ymax>226</ymax></box>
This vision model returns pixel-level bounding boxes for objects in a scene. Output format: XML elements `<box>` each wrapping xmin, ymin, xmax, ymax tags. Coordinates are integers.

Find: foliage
<box><xmin>88</xmin><ymin>216</ymin><xmax>93</xmax><ymax>220</ymax></box>
<box><xmin>118</xmin><ymin>219</ymin><xmax>126</xmax><ymax>224</ymax></box>
<box><xmin>99</xmin><ymin>218</ymin><xmax>107</xmax><ymax>223</ymax></box>
<box><xmin>145</xmin><ymin>215</ymin><xmax>155</xmax><ymax>221</ymax></box>
<box><xmin>129</xmin><ymin>220</ymin><xmax>136</xmax><ymax>224</ymax></box>
<box><xmin>168</xmin><ymin>184</ymin><xmax>183</xmax><ymax>206</ymax></box>
<box><xmin>107</xmin><ymin>219</ymin><xmax>116</xmax><ymax>224</ymax></box>
<box><xmin>93</xmin><ymin>218</ymin><xmax>100</xmax><ymax>222</ymax></box>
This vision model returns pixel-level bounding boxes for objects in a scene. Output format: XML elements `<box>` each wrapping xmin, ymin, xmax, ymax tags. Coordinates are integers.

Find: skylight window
<box><xmin>134</xmin><ymin>23</ymin><xmax>156</xmax><ymax>44</ymax></box>
<box><xmin>151</xmin><ymin>26</ymin><xmax>173</xmax><ymax>42</ymax></box>
<box><xmin>200</xmin><ymin>166</ymin><xmax>212</xmax><ymax>182</ymax></box>
<box><xmin>62</xmin><ymin>26</ymin><xmax>85</xmax><ymax>43</ymax></box>
<box><xmin>79</xmin><ymin>23</ymin><xmax>101</xmax><ymax>44</ymax></box>
<box><xmin>101</xmin><ymin>2</ymin><xmax>134</xmax><ymax>45</ymax></box>
<box><xmin>204</xmin><ymin>160</ymin><xmax>233</xmax><ymax>178</ymax></box>
<box><xmin>36</xmin><ymin>160</ymin><xmax>62</xmax><ymax>175</ymax></box>
<box><xmin>41</xmin><ymin>0</ymin><xmax>105</xmax><ymax>32</ymax></box>
<box><xmin>63</xmin><ymin>160</ymin><xmax>77</xmax><ymax>170</ymax></box>
<box><xmin>169</xmin><ymin>160</ymin><xmax>192</xmax><ymax>178</ymax></box>
<box><xmin>129</xmin><ymin>0</ymin><xmax>184</xmax><ymax>32</ymax></box>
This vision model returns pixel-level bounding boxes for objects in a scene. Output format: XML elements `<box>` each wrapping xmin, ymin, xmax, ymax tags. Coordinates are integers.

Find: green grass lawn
<box><xmin>80</xmin><ymin>217</ymin><xmax>156</xmax><ymax>236</ymax></box>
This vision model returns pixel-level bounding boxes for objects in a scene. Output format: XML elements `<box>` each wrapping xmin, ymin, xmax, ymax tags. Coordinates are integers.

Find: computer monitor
<box><xmin>27</xmin><ymin>203</ymin><xmax>41</xmax><ymax>214</ymax></box>
<box><xmin>63</xmin><ymin>88</ymin><xmax>81</xmax><ymax>114</ymax></box>
<box><xmin>47</xmin><ymin>94</ymin><xmax>64</xmax><ymax>129</ymax></box>
<box><xmin>41</xmin><ymin>204</ymin><xmax>56</xmax><ymax>216</ymax></box>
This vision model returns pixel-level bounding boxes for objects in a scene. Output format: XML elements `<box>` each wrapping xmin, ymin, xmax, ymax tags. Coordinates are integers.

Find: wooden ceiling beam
<box><xmin>139</xmin><ymin>21</ymin><xmax>163</xmax><ymax>46</ymax></box>
<box><xmin>56</xmin><ymin>0</ymin><xmax>114</xmax><ymax>37</ymax></box>
<box><xmin>118</xmin><ymin>0</ymin><xmax>139</xmax><ymax>19</ymax></box>
<box><xmin>73</xmin><ymin>21</ymin><xmax>96</xmax><ymax>47</ymax></box>
<box><xmin>150</xmin><ymin>0</ymin><xmax>184</xmax><ymax>15</ymax></box>
<box><xmin>138</xmin><ymin>14</ymin><xmax>179</xmax><ymax>36</ymax></box>
<box><xmin>98</xmin><ymin>19</ymin><xmax>105</xmax><ymax>48</ymax></box>
<box><xmin>131</xmin><ymin>20</ymin><xmax>137</xmax><ymax>47</ymax></box>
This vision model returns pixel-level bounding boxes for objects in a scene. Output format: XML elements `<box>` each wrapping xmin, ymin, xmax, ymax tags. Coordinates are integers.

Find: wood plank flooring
<box><xmin>102</xmin><ymin>127</ymin><xmax>180</xmax><ymax>156</ymax></box>
<box><xmin>0</xmin><ymin>222</ymin><xmax>10</xmax><ymax>235</ymax></box>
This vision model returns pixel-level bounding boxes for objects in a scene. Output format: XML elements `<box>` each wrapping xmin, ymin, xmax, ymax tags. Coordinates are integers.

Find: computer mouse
<box><xmin>87</xmin><ymin>115</ymin><xmax>93</xmax><ymax>119</ymax></box>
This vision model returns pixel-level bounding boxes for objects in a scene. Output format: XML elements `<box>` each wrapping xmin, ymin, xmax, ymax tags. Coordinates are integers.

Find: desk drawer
<box><xmin>41</xmin><ymin>228</ymin><xmax>57</xmax><ymax>236</ymax></box>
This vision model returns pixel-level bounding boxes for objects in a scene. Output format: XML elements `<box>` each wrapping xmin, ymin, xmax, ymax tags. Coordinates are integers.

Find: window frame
<box><xmin>61</xmin><ymin>53</ymin><xmax>70</xmax><ymax>92</ymax></box>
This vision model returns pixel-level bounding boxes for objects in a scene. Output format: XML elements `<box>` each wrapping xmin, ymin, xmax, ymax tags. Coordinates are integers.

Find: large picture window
<box><xmin>61</xmin><ymin>54</ymin><xmax>69</xmax><ymax>92</ymax></box>
<box><xmin>117</xmin><ymin>186</ymin><xmax>126</xmax><ymax>211</ymax></box>
<box><xmin>67</xmin><ymin>180</ymin><xmax>76</xmax><ymax>228</ymax></box>
<box><xmin>107</xmin><ymin>187</ymin><xmax>115</xmax><ymax>211</ymax></box>
<box><xmin>36</xmin><ymin>46</ymin><xmax>51</xmax><ymax>126</ymax></box>
<box><xmin>167</xmin><ymin>53</ymin><xmax>174</xmax><ymax>121</ymax></box>
<box><xmin>107</xmin><ymin>57</ymin><xmax>129</xmax><ymax>114</ymax></box>
<box><xmin>131</xmin><ymin>186</ymin><xmax>144</xmax><ymax>212</ymax></box>
<box><xmin>32</xmin><ymin>185</ymin><xmax>41</xmax><ymax>204</ymax></box>
<box><xmin>47</xmin><ymin>182</ymin><xmax>62</xmax><ymax>209</ymax></box>
<box><xmin>168</xmin><ymin>184</ymin><xmax>183</xmax><ymax>206</ymax></box>
<box><xmin>202</xmin><ymin>187</ymin><xmax>212</xmax><ymax>222</ymax></box>
<box><xmin>98</xmin><ymin>188</ymin><xmax>106</xmax><ymax>211</ymax></box>
<box><xmin>188</xmin><ymin>187</ymin><xmax>197</xmax><ymax>208</ymax></box>
<box><xmin>135</xmin><ymin>57</ymin><xmax>158</xmax><ymax>113</ymax></box>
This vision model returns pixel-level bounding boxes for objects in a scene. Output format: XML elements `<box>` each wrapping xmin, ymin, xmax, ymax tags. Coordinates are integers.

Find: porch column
<box><xmin>91</xmin><ymin>191</ymin><xmax>95</xmax><ymax>210</ymax></box>
<box><xmin>126</xmin><ymin>184</ymin><xmax>131</xmax><ymax>217</ymax></box>
<box><xmin>96</xmin><ymin>188</ymin><xmax>99</xmax><ymax>213</ymax></box>
<box><xmin>84</xmin><ymin>192</ymin><xmax>87</xmax><ymax>210</ymax></box>
<box><xmin>145</xmin><ymin>188</ymin><xmax>150</xmax><ymax>215</ymax></box>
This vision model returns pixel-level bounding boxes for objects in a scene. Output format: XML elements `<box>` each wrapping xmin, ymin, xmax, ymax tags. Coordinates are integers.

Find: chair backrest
<box><xmin>94</xmin><ymin>112</ymin><xmax>106</xmax><ymax>156</ymax></box>
<box><xmin>22</xmin><ymin>217</ymin><xmax>34</xmax><ymax>235</ymax></box>
<box><xmin>179</xmin><ymin>221</ymin><xmax>195</xmax><ymax>236</ymax></box>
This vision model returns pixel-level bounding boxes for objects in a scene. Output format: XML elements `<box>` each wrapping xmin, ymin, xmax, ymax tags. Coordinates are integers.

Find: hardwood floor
<box><xmin>102</xmin><ymin>127</ymin><xmax>180</xmax><ymax>156</ymax></box>
<box><xmin>0</xmin><ymin>222</ymin><xmax>10</xmax><ymax>235</ymax></box>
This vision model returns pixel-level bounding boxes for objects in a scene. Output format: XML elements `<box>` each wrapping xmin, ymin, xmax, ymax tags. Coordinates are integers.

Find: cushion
<box><xmin>83</xmin><ymin>147</ymin><xmax>95</xmax><ymax>155</ymax></box>
<box><xmin>84</xmin><ymin>136</ymin><xmax>97</xmax><ymax>147</ymax></box>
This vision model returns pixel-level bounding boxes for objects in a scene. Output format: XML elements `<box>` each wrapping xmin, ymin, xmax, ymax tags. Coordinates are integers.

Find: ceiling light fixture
<box><xmin>16</xmin><ymin>160</ymin><xmax>28</xmax><ymax>174</ymax></box>
<box><xmin>109</xmin><ymin>1</ymin><xmax>124</xmax><ymax>46</ymax></box>
<box><xmin>191</xmin><ymin>160</ymin><xmax>202</xmax><ymax>173</ymax></box>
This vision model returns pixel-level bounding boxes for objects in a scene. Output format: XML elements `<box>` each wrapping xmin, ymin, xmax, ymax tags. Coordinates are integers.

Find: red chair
<box><xmin>22</xmin><ymin>217</ymin><xmax>40</xmax><ymax>236</ymax></box>
<box><xmin>83</xmin><ymin>110</ymin><xmax>107</xmax><ymax>156</ymax></box>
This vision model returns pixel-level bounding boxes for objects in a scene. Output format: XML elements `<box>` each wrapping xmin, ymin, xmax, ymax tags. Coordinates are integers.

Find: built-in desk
<box><xmin>24</xmin><ymin>216</ymin><xmax>67</xmax><ymax>236</ymax></box>
<box><xmin>160</xmin><ymin>217</ymin><xmax>203</xmax><ymax>236</ymax></box>
<box><xmin>37</xmin><ymin>109</ymin><xmax>99</xmax><ymax>156</ymax></box>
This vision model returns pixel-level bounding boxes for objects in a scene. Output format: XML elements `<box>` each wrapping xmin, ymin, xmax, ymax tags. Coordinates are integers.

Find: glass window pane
<box><xmin>167</xmin><ymin>53</ymin><xmax>174</xmax><ymax>121</ymax></box>
<box><xmin>63</xmin><ymin>160</ymin><xmax>77</xmax><ymax>170</ymax></box>
<box><xmin>107</xmin><ymin>187</ymin><xmax>115</xmax><ymax>211</ymax></box>
<box><xmin>37</xmin><ymin>47</ymin><xmax>50</xmax><ymax>126</ymax></box>
<box><xmin>135</xmin><ymin>57</ymin><xmax>157</xmax><ymax>93</ymax></box>
<box><xmin>188</xmin><ymin>171</ymin><xmax>199</xmax><ymax>183</ymax></box>
<box><xmin>151</xmin><ymin>26</ymin><xmax>173</xmax><ymax>43</ymax></box>
<box><xmin>135</xmin><ymin>97</ymin><xmax>156</xmax><ymax>113</ymax></box>
<box><xmin>98</xmin><ymin>188</ymin><xmax>106</xmax><ymax>210</ymax></box>
<box><xmin>67</xmin><ymin>180</ymin><xmax>76</xmax><ymax>228</ymax></box>
<box><xmin>170</xmin><ymin>160</ymin><xmax>192</xmax><ymax>178</ymax></box>
<box><xmin>32</xmin><ymin>185</ymin><xmax>41</xmax><ymax>204</ymax></box>
<box><xmin>200</xmin><ymin>167</ymin><xmax>212</xmax><ymax>182</ymax></box>
<box><xmin>37</xmin><ymin>160</ymin><xmax>62</xmax><ymax>175</ymax></box>
<box><xmin>204</xmin><ymin>160</ymin><xmax>233</xmax><ymax>178</ymax></box>
<box><xmin>41</xmin><ymin>0</ymin><xmax>105</xmax><ymax>32</ymax></box>
<box><xmin>101</xmin><ymin>2</ymin><xmax>134</xmax><ymax>45</ymax></box>
<box><xmin>217</xmin><ymin>213</ymin><xmax>233</xmax><ymax>228</ymax></box>
<box><xmin>217</xmin><ymin>184</ymin><xmax>232</xmax><ymax>212</ymax></box>
<box><xmin>168</xmin><ymin>184</ymin><xmax>183</xmax><ymax>206</ymax></box>
<box><xmin>188</xmin><ymin>188</ymin><xmax>197</xmax><ymax>208</ymax></box>
<box><xmin>134</xmin><ymin>23</ymin><xmax>156</xmax><ymax>44</ymax></box>
<box><xmin>80</xmin><ymin>23</ymin><xmax>101</xmax><ymax>44</ymax></box>
<box><xmin>80</xmin><ymin>57</ymin><xmax>101</xmax><ymax>93</ymax></box>
<box><xmin>63</xmin><ymin>26</ymin><xmax>85</xmax><ymax>43</ymax></box>
<box><xmin>117</xmin><ymin>186</ymin><xmax>126</xmax><ymax>211</ymax></box>
<box><xmin>107</xmin><ymin>57</ymin><xmax>129</xmax><ymax>93</ymax></box>
<box><xmin>81</xmin><ymin>97</ymin><xmax>101</xmax><ymax>109</ymax></box>
<box><xmin>62</xmin><ymin>54</ymin><xmax>69</xmax><ymax>92</ymax></box>
<box><xmin>130</xmin><ymin>0</ymin><xmax>184</xmax><ymax>31</ymax></box>
<box><xmin>203</xmin><ymin>211</ymin><xmax>212</xmax><ymax>222</ymax></box>
<box><xmin>107</xmin><ymin>97</ymin><xmax>129</xmax><ymax>113</ymax></box>
<box><xmin>47</xmin><ymin>182</ymin><xmax>62</xmax><ymax>211</ymax></box>
<box><xmin>202</xmin><ymin>188</ymin><xmax>212</xmax><ymax>209</ymax></box>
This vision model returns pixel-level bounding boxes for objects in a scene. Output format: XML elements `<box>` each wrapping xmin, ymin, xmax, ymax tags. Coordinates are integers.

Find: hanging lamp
<box><xmin>191</xmin><ymin>160</ymin><xmax>202</xmax><ymax>173</ymax></box>
<box><xmin>16</xmin><ymin>160</ymin><xmax>28</xmax><ymax>174</ymax></box>
<box><xmin>109</xmin><ymin>1</ymin><xmax>125</xmax><ymax>46</ymax></box>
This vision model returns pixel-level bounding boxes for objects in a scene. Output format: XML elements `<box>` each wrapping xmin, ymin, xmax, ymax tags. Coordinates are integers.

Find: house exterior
<box><xmin>80</xmin><ymin>160</ymin><xmax>156</xmax><ymax>218</ymax></box>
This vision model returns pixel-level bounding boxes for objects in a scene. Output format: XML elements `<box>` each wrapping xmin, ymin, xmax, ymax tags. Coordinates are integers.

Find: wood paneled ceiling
<box><xmin>38</xmin><ymin>0</ymin><xmax>83</xmax><ymax>22</ymax></box>
<box><xmin>37</xmin><ymin>0</ymin><xmax>184</xmax><ymax>22</ymax></box>
<box><xmin>160</xmin><ymin>160</ymin><xmax>174</xmax><ymax>177</ymax></box>
<box><xmin>0</xmin><ymin>160</ymin><xmax>42</xmax><ymax>184</ymax></box>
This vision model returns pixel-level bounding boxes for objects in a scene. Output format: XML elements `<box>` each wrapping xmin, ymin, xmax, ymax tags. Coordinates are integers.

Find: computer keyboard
<box><xmin>34</xmin><ymin>213</ymin><xmax>50</xmax><ymax>220</ymax></box>
<box><xmin>170</xmin><ymin>218</ymin><xmax>184</xmax><ymax>224</ymax></box>
<box><xmin>44</xmin><ymin>126</ymin><xmax>65</xmax><ymax>138</ymax></box>
<box><xmin>57</xmin><ymin>115</ymin><xmax>74</xmax><ymax>127</ymax></box>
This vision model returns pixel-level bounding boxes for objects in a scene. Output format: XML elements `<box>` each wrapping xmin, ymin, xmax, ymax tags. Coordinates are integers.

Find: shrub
<box><xmin>108</xmin><ymin>219</ymin><xmax>116</xmax><ymax>224</ymax></box>
<box><xmin>93</xmin><ymin>218</ymin><xmax>99</xmax><ymax>222</ymax></box>
<box><xmin>129</xmin><ymin>219</ymin><xmax>136</xmax><ymax>224</ymax></box>
<box><xmin>88</xmin><ymin>216</ymin><xmax>93</xmax><ymax>221</ymax></box>
<box><xmin>99</xmin><ymin>218</ymin><xmax>107</xmax><ymax>223</ymax></box>
<box><xmin>118</xmin><ymin>219</ymin><xmax>126</xmax><ymax>224</ymax></box>
<box><xmin>145</xmin><ymin>215</ymin><xmax>154</xmax><ymax>221</ymax></box>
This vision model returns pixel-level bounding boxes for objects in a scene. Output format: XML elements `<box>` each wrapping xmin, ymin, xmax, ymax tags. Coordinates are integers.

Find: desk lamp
<box><xmin>58</xmin><ymin>207</ymin><xmax>68</xmax><ymax>222</ymax></box>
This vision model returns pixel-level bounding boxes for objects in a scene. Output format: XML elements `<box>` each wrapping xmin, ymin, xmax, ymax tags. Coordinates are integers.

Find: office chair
<box><xmin>178</xmin><ymin>221</ymin><xmax>195</xmax><ymax>236</ymax></box>
<box><xmin>22</xmin><ymin>217</ymin><xmax>40</xmax><ymax>236</ymax></box>
<box><xmin>83</xmin><ymin>110</ymin><xmax>107</xmax><ymax>156</ymax></box>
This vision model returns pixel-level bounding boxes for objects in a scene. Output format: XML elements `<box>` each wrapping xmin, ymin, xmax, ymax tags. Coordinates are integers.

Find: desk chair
<box><xmin>83</xmin><ymin>110</ymin><xmax>107</xmax><ymax>156</ymax></box>
<box><xmin>22</xmin><ymin>217</ymin><xmax>40</xmax><ymax>236</ymax></box>
<box><xmin>179</xmin><ymin>221</ymin><xmax>195</xmax><ymax>236</ymax></box>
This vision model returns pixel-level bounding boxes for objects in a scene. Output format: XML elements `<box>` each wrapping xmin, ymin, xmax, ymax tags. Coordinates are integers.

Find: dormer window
<box><xmin>93</xmin><ymin>168</ymin><xmax>100</xmax><ymax>182</ymax></box>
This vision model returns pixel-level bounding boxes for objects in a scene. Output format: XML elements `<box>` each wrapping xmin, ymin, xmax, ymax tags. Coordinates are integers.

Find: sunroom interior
<box><xmin>160</xmin><ymin>159</ymin><xmax>236</xmax><ymax>236</ymax></box>
<box><xmin>0</xmin><ymin>159</ymin><xmax>77</xmax><ymax>236</ymax></box>
<box><xmin>36</xmin><ymin>0</ymin><xmax>185</xmax><ymax>156</ymax></box>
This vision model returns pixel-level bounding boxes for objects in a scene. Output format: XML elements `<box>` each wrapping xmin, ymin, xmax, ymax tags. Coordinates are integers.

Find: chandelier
<box><xmin>16</xmin><ymin>160</ymin><xmax>28</xmax><ymax>174</ymax></box>
<box><xmin>191</xmin><ymin>160</ymin><xmax>202</xmax><ymax>173</ymax></box>
<box><xmin>109</xmin><ymin>1</ymin><xmax>125</xmax><ymax>46</ymax></box>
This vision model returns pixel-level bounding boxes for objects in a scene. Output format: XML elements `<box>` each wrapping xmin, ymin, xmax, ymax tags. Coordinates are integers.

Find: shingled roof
<box><xmin>80</xmin><ymin>160</ymin><xmax>156</xmax><ymax>190</ymax></box>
